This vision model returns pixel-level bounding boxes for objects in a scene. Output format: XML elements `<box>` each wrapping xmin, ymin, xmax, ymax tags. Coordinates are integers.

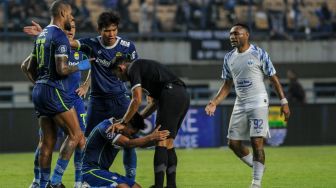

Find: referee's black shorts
<box><xmin>156</xmin><ymin>83</ymin><xmax>190</xmax><ymax>138</ymax></box>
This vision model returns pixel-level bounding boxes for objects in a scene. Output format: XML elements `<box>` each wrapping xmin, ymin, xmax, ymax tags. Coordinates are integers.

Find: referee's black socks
<box><xmin>166</xmin><ymin>148</ymin><xmax>177</xmax><ymax>188</ymax></box>
<box><xmin>154</xmin><ymin>146</ymin><xmax>168</xmax><ymax>188</ymax></box>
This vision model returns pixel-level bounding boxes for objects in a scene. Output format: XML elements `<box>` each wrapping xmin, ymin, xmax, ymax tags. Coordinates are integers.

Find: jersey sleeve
<box><xmin>221</xmin><ymin>54</ymin><xmax>233</xmax><ymax>80</ymax></box>
<box><xmin>128</xmin><ymin>42</ymin><xmax>138</xmax><ymax>60</ymax></box>
<box><xmin>260</xmin><ymin>49</ymin><xmax>276</xmax><ymax>76</ymax></box>
<box><xmin>128</xmin><ymin>63</ymin><xmax>142</xmax><ymax>91</ymax></box>
<box><xmin>76</xmin><ymin>38</ymin><xmax>94</xmax><ymax>57</ymax></box>
<box><xmin>98</xmin><ymin>119</ymin><xmax>122</xmax><ymax>144</ymax></box>
<box><xmin>54</xmin><ymin>31</ymin><xmax>70</xmax><ymax>58</ymax></box>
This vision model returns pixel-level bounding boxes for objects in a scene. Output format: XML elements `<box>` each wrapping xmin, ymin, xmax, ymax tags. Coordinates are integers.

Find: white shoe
<box><xmin>250</xmin><ymin>183</ymin><xmax>261</xmax><ymax>188</ymax></box>
<box><xmin>74</xmin><ymin>182</ymin><xmax>82</xmax><ymax>188</ymax></box>
<box><xmin>81</xmin><ymin>182</ymin><xmax>90</xmax><ymax>188</ymax></box>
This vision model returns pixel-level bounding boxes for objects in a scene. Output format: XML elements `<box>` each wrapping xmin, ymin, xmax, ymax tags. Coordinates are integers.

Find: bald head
<box><xmin>50</xmin><ymin>0</ymin><xmax>71</xmax><ymax>18</ymax></box>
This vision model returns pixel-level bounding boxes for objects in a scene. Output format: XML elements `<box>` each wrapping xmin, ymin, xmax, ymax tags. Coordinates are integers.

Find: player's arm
<box><xmin>140</xmin><ymin>96</ymin><xmax>158</xmax><ymax>119</ymax></box>
<box><xmin>76</xmin><ymin>69</ymin><xmax>91</xmax><ymax>97</ymax></box>
<box><xmin>269</xmin><ymin>75</ymin><xmax>290</xmax><ymax>121</ymax></box>
<box><xmin>120</xmin><ymin>86</ymin><xmax>143</xmax><ymax>124</ymax></box>
<box><xmin>114</xmin><ymin>126</ymin><xmax>169</xmax><ymax>148</ymax></box>
<box><xmin>205</xmin><ymin>79</ymin><xmax>233</xmax><ymax>116</ymax></box>
<box><xmin>21</xmin><ymin>54</ymin><xmax>37</xmax><ymax>84</ymax></box>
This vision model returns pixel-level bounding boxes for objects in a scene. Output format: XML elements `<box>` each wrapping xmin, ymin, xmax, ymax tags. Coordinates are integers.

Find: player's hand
<box><xmin>106</xmin><ymin>122</ymin><xmax>125</xmax><ymax>134</ymax></box>
<box><xmin>76</xmin><ymin>81</ymin><xmax>90</xmax><ymax>98</ymax></box>
<box><xmin>280</xmin><ymin>103</ymin><xmax>290</xmax><ymax>121</ymax></box>
<box><xmin>150</xmin><ymin>125</ymin><xmax>170</xmax><ymax>141</ymax></box>
<box><xmin>205</xmin><ymin>101</ymin><xmax>216</xmax><ymax>116</ymax></box>
<box><xmin>23</xmin><ymin>21</ymin><xmax>42</xmax><ymax>36</ymax></box>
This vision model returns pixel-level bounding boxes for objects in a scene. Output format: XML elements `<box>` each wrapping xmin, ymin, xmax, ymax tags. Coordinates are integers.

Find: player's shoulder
<box><xmin>224</xmin><ymin>49</ymin><xmax>236</xmax><ymax>62</ymax></box>
<box><xmin>250</xmin><ymin>44</ymin><xmax>268</xmax><ymax>57</ymax></box>
<box><xmin>47</xmin><ymin>25</ymin><xmax>66</xmax><ymax>38</ymax></box>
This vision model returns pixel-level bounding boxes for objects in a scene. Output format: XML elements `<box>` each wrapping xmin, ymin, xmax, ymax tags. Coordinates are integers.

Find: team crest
<box><xmin>116</xmin><ymin>52</ymin><xmax>123</xmax><ymax>57</ymax></box>
<box><xmin>247</xmin><ymin>59</ymin><xmax>254</xmax><ymax>67</ymax></box>
<box><xmin>74</xmin><ymin>52</ymin><xmax>79</xmax><ymax>60</ymax></box>
<box><xmin>58</xmin><ymin>45</ymin><xmax>67</xmax><ymax>53</ymax></box>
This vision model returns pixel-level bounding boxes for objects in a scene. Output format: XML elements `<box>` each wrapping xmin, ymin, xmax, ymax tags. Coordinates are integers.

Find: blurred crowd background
<box><xmin>1</xmin><ymin>0</ymin><xmax>336</xmax><ymax>39</ymax></box>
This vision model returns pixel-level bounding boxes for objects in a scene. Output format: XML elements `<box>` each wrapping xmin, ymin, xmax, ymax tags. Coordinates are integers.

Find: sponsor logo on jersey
<box><xmin>236</xmin><ymin>78</ymin><xmax>252</xmax><ymax>88</ymax></box>
<box><xmin>96</xmin><ymin>57</ymin><xmax>111</xmax><ymax>67</ymax></box>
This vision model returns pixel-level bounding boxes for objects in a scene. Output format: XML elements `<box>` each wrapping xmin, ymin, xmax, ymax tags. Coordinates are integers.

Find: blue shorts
<box><xmin>85</xmin><ymin>94</ymin><xmax>130</xmax><ymax>137</ymax></box>
<box><xmin>38</xmin><ymin>97</ymin><xmax>86</xmax><ymax>137</ymax></box>
<box><xmin>82</xmin><ymin>169</ymin><xmax>135</xmax><ymax>187</ymax></box>
<box><xmin>32</xmin><ymin>83</ymin><xmax>74</xmax><ymax>117</ymax></box>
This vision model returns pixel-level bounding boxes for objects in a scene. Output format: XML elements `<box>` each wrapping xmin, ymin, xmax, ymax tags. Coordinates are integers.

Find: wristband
<box><xmin>77</xmin><ymin>59</ymin><xmax>91</xmax><ymax>70</ymax></box>
<box><xmin>280</xmin><ymin>98</ymin><xmax>288</xmax><ymax>105</ymax></box>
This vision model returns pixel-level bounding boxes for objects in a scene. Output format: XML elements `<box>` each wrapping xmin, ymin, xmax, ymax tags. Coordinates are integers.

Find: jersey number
<box><xmin>36</xmin><ymin>38</ymin><xmax>46</xmax><ymax>68</ymax></box>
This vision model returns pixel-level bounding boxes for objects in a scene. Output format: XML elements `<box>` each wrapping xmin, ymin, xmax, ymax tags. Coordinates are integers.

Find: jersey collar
<box><xmin>97</xmin><ymin>36</ymin><xmax>120</xmax><ymax>49</ymax></box>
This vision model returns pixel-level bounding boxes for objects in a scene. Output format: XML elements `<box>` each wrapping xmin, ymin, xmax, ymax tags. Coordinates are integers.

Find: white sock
<box><xmin>240</xmin><ymin>153</ymin><xmax>253</xmax><ymax>167</ymax></box>
<box><xmin>252</xmin><ymin>161</ymin><xmax>265</xmax><ymax>186</ymax></box>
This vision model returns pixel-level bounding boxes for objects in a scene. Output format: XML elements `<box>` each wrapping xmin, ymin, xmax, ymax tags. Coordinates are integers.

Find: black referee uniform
<box><xmin>127</xmin><ymin>59</ymin><xmax>190</xmax><ymax>138</ymax></box>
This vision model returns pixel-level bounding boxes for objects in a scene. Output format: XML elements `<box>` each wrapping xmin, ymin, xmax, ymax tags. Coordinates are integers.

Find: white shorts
<box><xmin>227</xmin><ymin>106</ymin><xmax>270</xmax><ymax>140</ymax></box>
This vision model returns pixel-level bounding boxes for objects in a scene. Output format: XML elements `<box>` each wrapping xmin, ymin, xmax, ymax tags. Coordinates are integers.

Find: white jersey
<box><xmin>221</xmin><ymin>44</ymin><xmax>276</xmax><ymax>109</ymax></box>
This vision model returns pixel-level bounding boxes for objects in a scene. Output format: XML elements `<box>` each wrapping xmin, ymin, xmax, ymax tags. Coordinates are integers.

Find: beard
<box><xmin>64</xmin><ymin>20</ymin><xmax>71</xmax><ymax>31</ymax></box>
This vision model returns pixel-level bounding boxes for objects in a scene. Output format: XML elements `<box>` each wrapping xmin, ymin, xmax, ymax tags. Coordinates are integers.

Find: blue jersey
<box><xmin>66</xmin><ymin>50</ymin><xmax>87</xmax><ymax>100</ymax></box>
<box><xmin>77</xmin><ymin>36</ymin><xmax>138</xmax><ymax>97</ymax></box>
<box><xmin>82</xmin><ymin>119</ymin><xmax>121</xmax><ymax>171</ymax></box>
<box><xmin>32</xmin><ymin>25</ymin><xmax>71</xmax><ymax>91</ymax></box>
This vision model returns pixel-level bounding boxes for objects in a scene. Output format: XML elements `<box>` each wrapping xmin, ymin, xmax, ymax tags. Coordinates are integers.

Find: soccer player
<box><xmin>109</xmin><ymin>57</ymin><xmax>190</xmax><ymax>188</ymax></box>
<box><xmin>72</xmin><ymin>11</ymin><xmax>139</xmax><ymax>181</ymax></box>
<box><xmin>82</xmin><ymin>113</ymin><xmax>170</xmax><ymax>188</ymax></box>
<box><xmin>205</xmin><ymin>23</ymin><xmax>290</xmax><ymax>188</ymax></box>
<box><xmin>23</xmin><ymin>18</ymin><xmax>90</xmax><ymax>188</ymax></box>
<box><xmin>24</xmin><ymin>1</ymin><xmax>91</xmax><ymax>187</ymax></box>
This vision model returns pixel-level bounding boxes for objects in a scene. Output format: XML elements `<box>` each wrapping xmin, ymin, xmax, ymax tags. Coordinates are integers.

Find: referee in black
<box><xmin>109</xmin><ymin>56</ymin><xmax>190</xmax><ymax>188</ymax></box>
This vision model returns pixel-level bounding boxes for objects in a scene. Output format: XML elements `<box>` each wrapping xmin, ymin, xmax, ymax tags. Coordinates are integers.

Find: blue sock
<box><xmin>50</xmin><ymin>159</ymin><xmax>69</xmax><ymax>185</ymax></box>
<box><xmin>40</xmin><ymin>168</ymin><xmax>50</xmax><ymax>188</ymax></box>
<box><xmin>123</xmin><ymin>147</ymin><xmax>137</xmax><ymax>181</ymax></box>
<box><xmin>74</xmin><ymin>148</ymin><xmax>83</xmax><ymax>182</ymax></box>
<box><xmin>33</xmin><ymin>147</ymin><xmax>40</xmax><ymax>183</ymax></box>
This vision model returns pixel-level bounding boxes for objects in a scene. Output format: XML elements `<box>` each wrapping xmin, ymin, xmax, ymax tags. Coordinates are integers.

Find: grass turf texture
<box><xmin>0</xmin><ymin>146</ymin><xmax>335</xmax><ymax>188</ymax></box>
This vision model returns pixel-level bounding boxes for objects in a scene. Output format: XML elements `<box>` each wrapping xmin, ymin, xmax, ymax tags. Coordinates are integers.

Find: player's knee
<box><xmin>228</xmin><ymin>140</ymin><xmax>239</xmax><ymax>151</ymax></box>
<box><xmin>132</xmin><ymin>183</ymin><xmax>141</xmax><ymax>188</ymax></box>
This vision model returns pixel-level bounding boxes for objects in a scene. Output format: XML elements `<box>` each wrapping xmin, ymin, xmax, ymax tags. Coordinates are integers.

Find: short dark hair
<box><xmin>50</xmin><ymin>0</ymin><xmax>70</xmax><ymax>17</ymax></box>
<box><xmin>97</xmin><ymin>11</ymin><xmax>120</xmax><ymax>31</ymax></box>
<box><xmin>129</xmin><ymin>113</ymin><xmax>146</xmax><ymax>130</ymax></box>
<box><xmin>109</xmin><ymin>52</ymin><xmax>132</xmax><ymax>70</ymax></box>
<box><xmin>232</xmin><ymin>23</ymin><xmax>250</xmax><ymax>33</ymax></box>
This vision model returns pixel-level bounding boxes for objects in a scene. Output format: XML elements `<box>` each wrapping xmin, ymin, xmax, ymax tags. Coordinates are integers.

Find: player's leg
<box><xmin>227</xmin><ymin>107</ymin><xmax>253</xmax><ymax>167</ymax></box>
<box><xmin>50</xmin><ymin>108</ymin><xmax>85</xmax><ymax>186</ymax></box>
<box><xmin>154</xmin><ymin>85</ymin><xmax>190</xmax><ymax>188</ymax></box>
<box><xmin>73</xmin><ymin>99</ymin><xmax>87</xmax><ymax>188</ymax></box>
<box><xmin>39</xmin><ymin>116</ymin><xmax>57</xmax><ymax>188</ymax></box>
<box><xmin>82</xmin><ymin>169</ymin><xmax>136</xmax><ymax>188</ymax></box>
<box><xmin>29</xmin><ymin>135</ymin><xmax>42</xmax><ymax>188</ymax></box>
<box><xmin>85</xmin><ymin>97</ymin><xmax>107</xmax><ymax>137</ymax></box>
<box><xmin>248</xmin><ymin>107</ymin><xmax>269</xmax><ymax>187</ymax></box>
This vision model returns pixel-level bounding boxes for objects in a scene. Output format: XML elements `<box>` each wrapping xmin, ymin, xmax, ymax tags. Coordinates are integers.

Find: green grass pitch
<box><xmin>0</xmin><ymin>146</ymin><xmax>336</xmax><ymax>188</ymax></box>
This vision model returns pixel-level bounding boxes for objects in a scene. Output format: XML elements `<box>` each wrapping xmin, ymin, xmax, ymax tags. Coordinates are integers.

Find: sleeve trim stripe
<box><xmin>112</xmin><ymin>134</ymin><xmax>121</xmax><ymax>144</ymax></box>
<box><xmin>55</xmin><ymin>54</ymin><xmax>68</xmax><ymax>58</ymax></box>
<box><xmin>131</xmin><ymin>84</ymin><xmax>141</xmax><ymax>91</ymax></box>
